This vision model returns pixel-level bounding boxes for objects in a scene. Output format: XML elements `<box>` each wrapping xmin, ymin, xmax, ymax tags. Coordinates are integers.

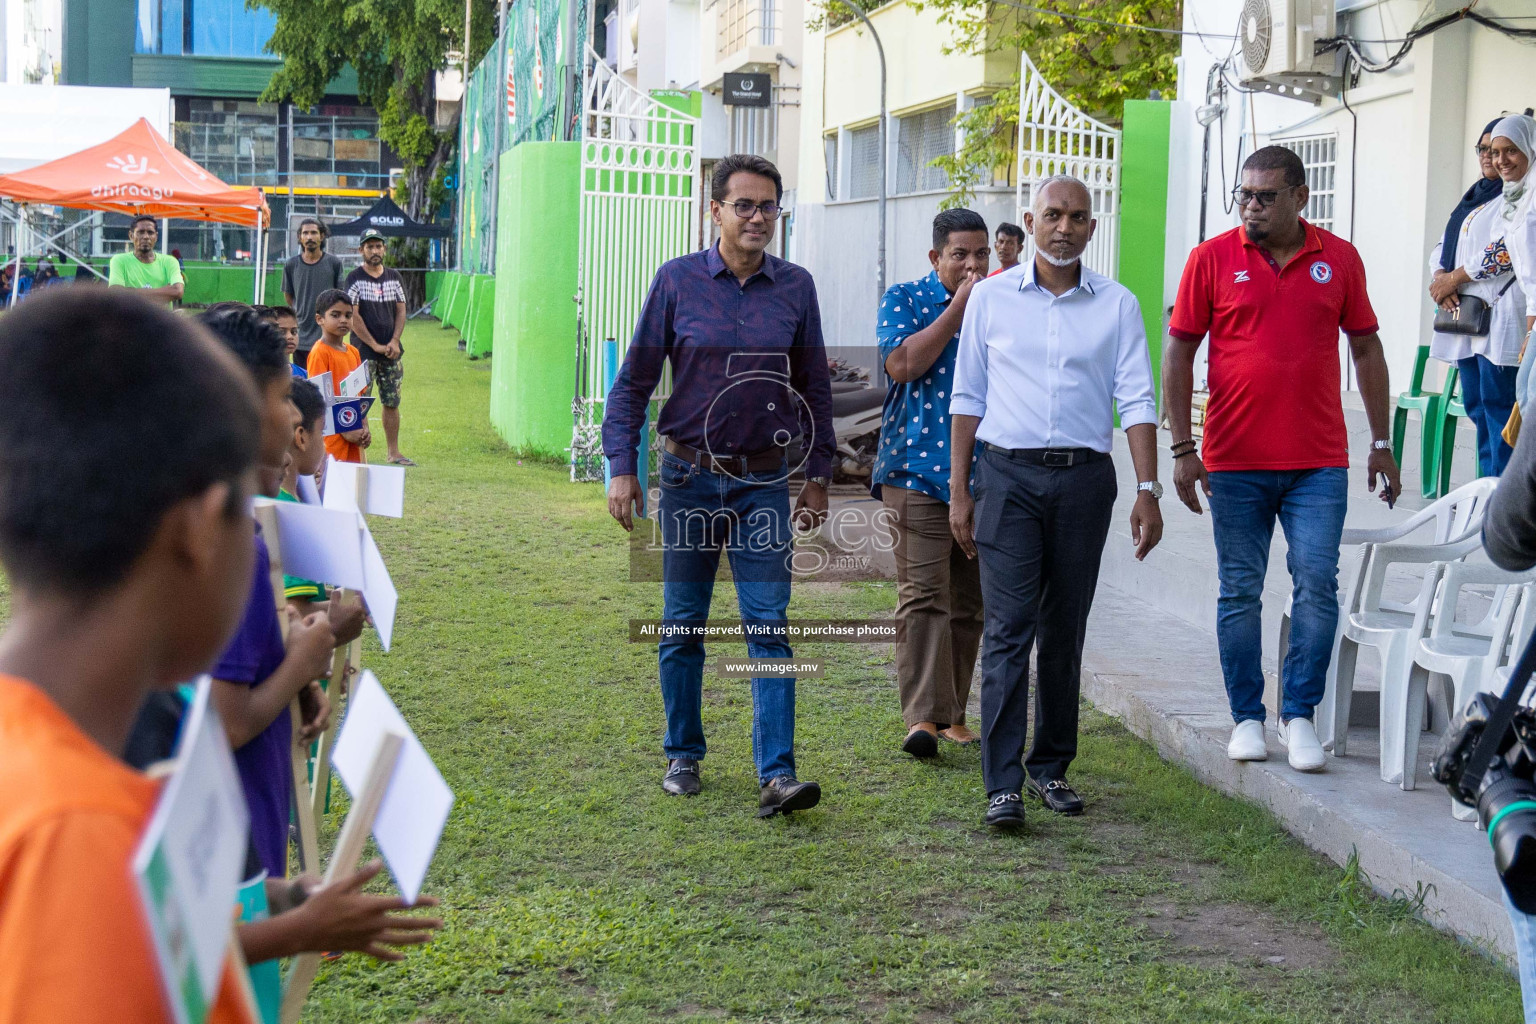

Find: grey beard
<box><xmin>1036</xmin><ymin>249</ymin><xmax>1081</xmax><ymax>268</ymax></box>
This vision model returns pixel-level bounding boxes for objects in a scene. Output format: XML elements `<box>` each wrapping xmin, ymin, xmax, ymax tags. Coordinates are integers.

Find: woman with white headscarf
<box><xmin>1428</xmin><ymin>115</ymin><xmax>1524</xmax><ymax>474</ymax></box>
<box><xmin>1490</xmin><ymin>114</ymin><xmax>1536</xmax><ymax>435</ymax></box>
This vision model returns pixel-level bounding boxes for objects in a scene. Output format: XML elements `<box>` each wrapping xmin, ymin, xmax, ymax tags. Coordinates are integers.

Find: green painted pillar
<box><xmin>489</xmin><ymin>141</ymin><xmax>580</xmax><ymax>457</ymax></box>
<box><xmin>1118</xmin><ymin>100</ymin><xmax>1172</xmax><ymax>402</ymax></box>
<box><xmin>467</xmin><ymin>275</ymin><xmax>496</xmax><ymax>358</ymax></box>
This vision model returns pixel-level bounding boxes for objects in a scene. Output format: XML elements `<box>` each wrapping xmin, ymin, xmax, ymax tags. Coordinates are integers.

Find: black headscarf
<box><xmin>1440</xmin><ymin>117</ymin><xmax>1507</xmax><ymax>271</ymax></box>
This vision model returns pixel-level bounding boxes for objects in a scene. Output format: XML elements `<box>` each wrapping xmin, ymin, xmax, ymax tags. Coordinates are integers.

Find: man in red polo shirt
<box><xmin>1164</xmin><ymin>146</ymin><xmax>1401</xmax><ymax>774</ymax></box>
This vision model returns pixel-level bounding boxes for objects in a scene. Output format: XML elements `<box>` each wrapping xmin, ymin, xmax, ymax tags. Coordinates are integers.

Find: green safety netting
<box><xmin>457</xmin><ymin>0</ymin><xmax>583</xmax><ymax>275</ymax></box>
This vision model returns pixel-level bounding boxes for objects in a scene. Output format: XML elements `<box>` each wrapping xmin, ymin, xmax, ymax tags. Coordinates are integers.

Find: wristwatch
<box><xmin>1371</xmin><ymin>439</ymin><xmax>1392</xmax><ymax>452</ymax></box>
<box><xmin>807</xmin><ymin>476</ymin><xmax>831</xmax><ymax>488</ymax></box>
<box><xmin>1137</xmin><ymin>481</ymin><xmax>1163</xmax><ymax>500</ymax></box>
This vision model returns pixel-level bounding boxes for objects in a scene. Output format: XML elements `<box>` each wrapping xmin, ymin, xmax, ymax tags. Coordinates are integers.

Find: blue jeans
<box><xmin>1507</xmin><ymin>892</ymin><xmax>1536</xmax><ymax>1023</ymax></box>
<box><xmin>1208</xmin><ymin>468</ymin><xmax>1348</xmax><ymax>724</ymax></box>
<box><xmin>657</xmin><ymin>452</ymin><xmax>797</xmax><ymax>783</ymax></box>
<box><xmin>1458</xmin><ymin>355</ymin><xmax>1518</xmax><ymax>477</ymax></box>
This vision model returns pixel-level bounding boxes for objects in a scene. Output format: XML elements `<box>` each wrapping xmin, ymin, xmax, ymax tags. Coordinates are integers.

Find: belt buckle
<box><xmin>1043</xmin><ymin>449</ymin><xmax>1074</xmax><ymax>467</ymax></box>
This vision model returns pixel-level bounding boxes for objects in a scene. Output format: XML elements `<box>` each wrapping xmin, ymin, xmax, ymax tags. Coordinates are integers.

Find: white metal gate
<box><xmin>570</xmin><ymin>48</ymin><xmax>700</xmax><ymax>481</ymax></box>
<box><xmin>1014</xmin><ymin>50</ymin><xmax>1121</xmax><ymax>279</ymax></box>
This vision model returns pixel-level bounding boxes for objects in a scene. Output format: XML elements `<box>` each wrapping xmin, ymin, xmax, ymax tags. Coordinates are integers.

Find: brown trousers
<box><xmin>883</xmin><ymin>487</ymin><xmax>985</xmax><ymax>727</ymax></box>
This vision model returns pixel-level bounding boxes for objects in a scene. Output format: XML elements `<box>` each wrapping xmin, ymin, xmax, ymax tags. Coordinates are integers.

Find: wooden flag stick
<box><xmin>280</xmin><ymin>731</ymin><xmax>404</xmax><ymax>1024</ymax></box>
<box><xmin>253</xmin><ymin>501</ymin><xmax>322</xmax><ymax>877</ymax></box>
<box><xmin>309</xmin><ymin>588</ymin><xmax>359</xmax><ymax>823</ymax></box>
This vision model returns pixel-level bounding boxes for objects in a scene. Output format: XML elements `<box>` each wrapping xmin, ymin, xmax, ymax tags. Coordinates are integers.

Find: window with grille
<box><xmin>1275</xmin><ymin>134</ymin><xmax>1337</xmax><ymax>232</ymax></box>
<box><xmin>824</xmin><ymin>134</ymin><xmax>839</xmax><ymax>201</ymax></box>
<box><xmin>848</xmin><ymin>124</ymin><xmax>881</xmax><ymax>199</ymax></box>
<box><xmin>895</xmin><ymin>104</ymin><xmax>955</xmax><ymax>194</ymax></box>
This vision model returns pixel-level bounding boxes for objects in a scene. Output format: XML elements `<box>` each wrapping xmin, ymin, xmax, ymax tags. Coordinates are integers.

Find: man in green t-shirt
<box><xmin>107</xmin><ymin>215</ymin><xmax>184</xmax><ymax>307</ymax></box>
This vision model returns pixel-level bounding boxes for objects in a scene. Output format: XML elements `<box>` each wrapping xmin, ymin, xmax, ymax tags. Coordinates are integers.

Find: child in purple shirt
<box><xmin>199</xmin><ymin>307</ymin><xmax>337</xmax><ymax>878</ymax></box>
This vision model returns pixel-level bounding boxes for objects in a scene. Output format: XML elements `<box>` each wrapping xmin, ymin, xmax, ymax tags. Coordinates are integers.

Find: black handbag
<box><xmin>1435</xmin><ymin>276</ymin><xmax>1516</xmax><ymax>336</ymax></box>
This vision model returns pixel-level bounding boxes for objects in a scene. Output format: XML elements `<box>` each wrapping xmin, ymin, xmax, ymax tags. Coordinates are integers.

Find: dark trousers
<box><xmin>973</xmin><ymin>446</ymin><xmax>1116</xmax><ymax>796</ymax></box>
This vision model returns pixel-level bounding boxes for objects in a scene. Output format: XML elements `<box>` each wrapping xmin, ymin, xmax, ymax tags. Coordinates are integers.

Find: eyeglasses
<box><xmin>1476</xmin><ymin>144</ymin><xmax>1494</xmax><ymax>157</ymax></box>
<box><xmin>725</xmin><ymin>199</ymin><xmax>781</xmax><ymax>221</ymax></box>
<box><xmin>1231</xmin><ymin>185</ymin><xmax>1296</xmax><ymax>208</ymax></box>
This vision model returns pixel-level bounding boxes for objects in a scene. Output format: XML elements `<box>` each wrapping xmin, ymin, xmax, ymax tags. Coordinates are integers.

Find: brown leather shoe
<box><xmin>940</xmin><ymin>724</ymin><xmax>978</xmax><ymax>745</ymax></box>
<box><xmin>757</xmin><ymin>775</ymin><xmax>822</xmax><ymax>817</ymax></box>
<box><xmin>662</xmin><ymin>758</ymin><xmax>700</xmax><ymax>796</ymax></box>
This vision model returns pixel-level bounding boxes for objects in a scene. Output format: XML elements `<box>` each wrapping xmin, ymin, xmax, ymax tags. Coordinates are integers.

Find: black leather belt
<box><xmin>663</xmin><ymin>437</ymin><xmax>785</xmax><ymax>474</ymax></box>
<box><xmin>983</xmin><ymin>443</ymin><xmax>1109</xmax><ymax>467</ymax></box>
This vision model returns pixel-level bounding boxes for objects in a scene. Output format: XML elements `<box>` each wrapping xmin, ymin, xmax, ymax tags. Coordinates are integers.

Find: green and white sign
<box><xmin>133</xmin><ymin>677</ymin><xmax>252</xmax><ymax>1024</ymax></box>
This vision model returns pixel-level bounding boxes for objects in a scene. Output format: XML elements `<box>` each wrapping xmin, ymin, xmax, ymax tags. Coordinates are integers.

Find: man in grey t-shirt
<box><xmin>281</xmin><ymin>218</ymin><xmax>345</xmax><ymax>366</ymax></box>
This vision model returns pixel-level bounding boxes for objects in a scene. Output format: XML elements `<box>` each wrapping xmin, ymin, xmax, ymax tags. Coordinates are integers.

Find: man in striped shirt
<box><xmin>345</xmin><ymin>228</ymin><xmax>415</xmax><ymax>466</ymax></box>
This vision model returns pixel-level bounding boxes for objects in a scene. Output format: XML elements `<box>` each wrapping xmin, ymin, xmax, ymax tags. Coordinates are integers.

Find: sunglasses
<box><xmin>1231</xmin><ymin>185</ymin><xmax>1298</xmax><ymax>208</ymax></box>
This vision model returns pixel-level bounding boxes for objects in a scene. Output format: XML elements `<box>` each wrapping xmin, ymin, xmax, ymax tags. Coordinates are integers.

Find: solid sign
<box><xmin>723</xmin><ymin>73</ymin><xmax>771</xmax><ymax>108</ymax></box>
<box><xmin>133</xmin><ymin>678</ymin><xmax>251</xmax><ymax>1024</ymax></box>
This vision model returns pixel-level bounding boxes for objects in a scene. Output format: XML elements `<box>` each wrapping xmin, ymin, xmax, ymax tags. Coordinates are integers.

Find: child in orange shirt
<box><xmin>305</xmin><ymin>289</ymin><xmax>371</xmax><ymax>464</ymax></box>
<box><xmin>0</xmin><ymin>288</ymin><xmax>260</xmax><ymax>1022</ymax></box>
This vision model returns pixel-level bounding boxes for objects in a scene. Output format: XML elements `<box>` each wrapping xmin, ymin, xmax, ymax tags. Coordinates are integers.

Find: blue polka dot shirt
<box><xmin>871</xmin><ymin>270</ymin><xmax>960</xmax><ymax>503</ymax></box>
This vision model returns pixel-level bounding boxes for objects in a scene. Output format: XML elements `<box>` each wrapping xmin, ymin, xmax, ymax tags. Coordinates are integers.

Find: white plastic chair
<box><xmin>1405</xmin><ymin>566</ymin><xmax>1536</xmax><ymax>798</ymax></box>
<box><xmin>1334</xmin><ymin>526</ymin><xmax>1485</xmax><ymax>783</ymax></box>
<box><xmin>1278</xmin><ymin>477</ymin><xmax>1500</xmax><ymax>750</ymax></box>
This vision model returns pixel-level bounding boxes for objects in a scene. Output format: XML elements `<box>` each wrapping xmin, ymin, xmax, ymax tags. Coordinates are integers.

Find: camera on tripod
<box><xmin>1432</xmin><ymin>678</ymin><xmax>1536</xmax><ymax>913</ymax></box>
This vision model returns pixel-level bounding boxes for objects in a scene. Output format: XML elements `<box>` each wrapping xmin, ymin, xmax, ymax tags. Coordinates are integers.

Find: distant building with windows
<box><xmin>59</xmin><ymin>0</ymin><xmax>398</xmax><ymax>262</ymax></box>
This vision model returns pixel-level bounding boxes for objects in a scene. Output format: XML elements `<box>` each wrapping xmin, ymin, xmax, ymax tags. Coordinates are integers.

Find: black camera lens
<box><xmin>1479</xmin><ymin>771</ymin><xmax>1536</xmax><ymax>913</ymax></box>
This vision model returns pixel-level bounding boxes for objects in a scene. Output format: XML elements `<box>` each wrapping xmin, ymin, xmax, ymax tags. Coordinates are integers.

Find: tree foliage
<box><xmin>255</xmin><ymin>0</ymin><xmax>497</xmax><ymax>223</ymax></box>
<box><xmin>924</xmin><ymin>0</ymin><xmax>1181</xmax><ymax>205</ymax></box>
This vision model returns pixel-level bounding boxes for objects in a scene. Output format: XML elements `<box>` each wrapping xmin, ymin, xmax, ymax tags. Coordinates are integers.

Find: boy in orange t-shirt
<box><xmin>0</xmin><ymin>289</ymin><xmax>260</xmax><ymax>1023</ymax></box>
<box><xmin>305</xmin><ymin>288</ymin><xmax>371</xmax><ymax>464</ymax></box>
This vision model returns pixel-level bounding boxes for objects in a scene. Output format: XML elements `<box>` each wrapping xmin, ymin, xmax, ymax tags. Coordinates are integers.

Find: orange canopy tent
<box><xmin>0</xmin><ymin>117</ymin><xmax>271</xmax><ymax>305</ymax></box>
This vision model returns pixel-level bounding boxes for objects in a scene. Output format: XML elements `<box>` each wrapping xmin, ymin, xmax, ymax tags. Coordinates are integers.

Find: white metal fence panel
<box><xmin>1014</xmin><ymin>50</ymin><xmax>1121</xmax><ymax>278</ymax></box>
<box><xmin>571</xmin><ymin>49</ymin><xmax>699</xmax><ymax>481</ymax></box>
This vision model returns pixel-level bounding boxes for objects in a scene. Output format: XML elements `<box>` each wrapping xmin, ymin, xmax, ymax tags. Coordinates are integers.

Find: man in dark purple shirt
<box><xmin>602</xmin><ymin>154</ymin><xmax>834</xmax><ymax>818</ymax></box>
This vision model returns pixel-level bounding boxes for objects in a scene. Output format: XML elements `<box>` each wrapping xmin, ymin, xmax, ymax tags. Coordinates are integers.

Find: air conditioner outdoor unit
<box><xmin>1237</xmin><ymin>0</ymin><xmax>1339</xmax><ymax>100</ymax></box>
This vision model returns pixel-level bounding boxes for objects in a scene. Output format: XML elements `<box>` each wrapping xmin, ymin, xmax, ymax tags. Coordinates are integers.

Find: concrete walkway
<box><xmin>1090</xmin><ymin>403</ymin><xmax>1513</xmax><ymax>959</ymax></box>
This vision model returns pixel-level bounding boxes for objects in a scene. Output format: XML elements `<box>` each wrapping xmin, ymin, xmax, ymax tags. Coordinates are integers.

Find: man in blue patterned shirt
<box><xmin>873</xmin><ymin>209</ymin><xmax>991</xmax><ymax>760</ymax></box>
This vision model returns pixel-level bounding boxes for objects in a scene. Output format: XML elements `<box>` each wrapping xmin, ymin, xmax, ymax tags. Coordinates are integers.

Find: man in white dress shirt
<box><xmin>949</xmin><ymin>175</ymin><xmax>1163</xmax><ymax>829</ymax></box>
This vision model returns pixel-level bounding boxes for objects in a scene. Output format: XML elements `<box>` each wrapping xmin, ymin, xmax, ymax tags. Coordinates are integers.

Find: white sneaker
<box><xmin>1227</xmin><ymin>719</ymin><xmax>1268</xmax><ymax>761</ymax></box>
<box><xmin>1279</xmin><ymin>717</ymin><xmax>1326</xmax><ymax>772</ymax></box>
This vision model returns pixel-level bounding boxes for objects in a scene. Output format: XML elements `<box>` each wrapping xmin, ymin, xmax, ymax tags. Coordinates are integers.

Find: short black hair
<box><xmin>129</xmin><ymin>214</ymin><xmax>158</xmax><ymax>232</ymax></box>
<box><xmin>314</xmin><ymin>288</ymin><xmax>352</xmax><ymax>317</ymax></box>
<box><xmin>0</xmin><ymin>290</ymin><xmax>258</xmax><ymax>595</ymax></box>
<box><xmin>933</xmin><ymin>208</ymin><xmax>988</xmax><ymax>251</ymax></box>
<box><xmin>291</xmin><ymin>377</ymin><xmax>327</xmax><ymax>433</ymax></box>
<box><xmin>257</xmin><ymin>304</ymin><xmax>297</xmax><ymax>321</ymax></box>
<box><xmin>203</xmin><ymin>301</ymin><xmax>253</xmax><ymax>317</ymax></box>
<box><xmin>1243</xmin><ymin>145</ymin><xmax>1306</xmax><ymax>187</ymax></box>
<box><xmin>711</xmin><ymin>154</ymin><xmax>783</xmax><ymax>202</ymax></box>
<box><xmin>297</xmin><ymin>217</ymin><xmax>327</xmax><ymax>240</ymax></box>
<box><xmin>995</xmin><ymin>222</ymin><xmax>1025</xmax><ymax>242</ymax></box>
<box><xmin>196</xmin><ymin>307</ymin><xmax>290</xmax><ymax>386</ymax></box>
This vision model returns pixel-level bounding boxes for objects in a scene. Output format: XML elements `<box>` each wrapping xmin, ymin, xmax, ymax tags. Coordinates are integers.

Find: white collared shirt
<box><xmin>951</xmin><ymin>258</ymin><xmax>1157</xmax><ymax>452</ymax></box>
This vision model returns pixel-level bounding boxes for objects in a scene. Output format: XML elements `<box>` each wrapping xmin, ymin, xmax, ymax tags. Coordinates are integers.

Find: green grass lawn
<box><xmin>305</xmin><ymin>320</ymin><xmax>1522</xmax><ymax>1023</ymax></box>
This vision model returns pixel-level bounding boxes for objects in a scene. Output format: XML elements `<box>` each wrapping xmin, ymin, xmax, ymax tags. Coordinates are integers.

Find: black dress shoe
<box><xmin>662</xmin><ymin>758</ymin><xmax>701</xmax><ymax>796</ymax></box>
<box><xmin>1027</xmin><ymin>776</ymin><xmax>1084</xmax><ymax>816</ymax></box>
<box><xmin>757</xmin><ymin>775</ymin><xmax>821</xmax><ymax>817</ymax></box>
<box><xmin>902</xmin><ymin>726</ymin><xmax>939</xmax><ymax>759</ymax></box>
<box><xmin>985</xmin><ymin>792</ymin><xmax>1026</xmax><ymax>830</ymax></box>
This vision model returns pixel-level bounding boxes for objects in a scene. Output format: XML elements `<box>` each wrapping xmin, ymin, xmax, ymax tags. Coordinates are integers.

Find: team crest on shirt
<box><xmin>1310</xmin><ymin>261</ymin><xmax>1333</xmax><ymax>283</ymax></box>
